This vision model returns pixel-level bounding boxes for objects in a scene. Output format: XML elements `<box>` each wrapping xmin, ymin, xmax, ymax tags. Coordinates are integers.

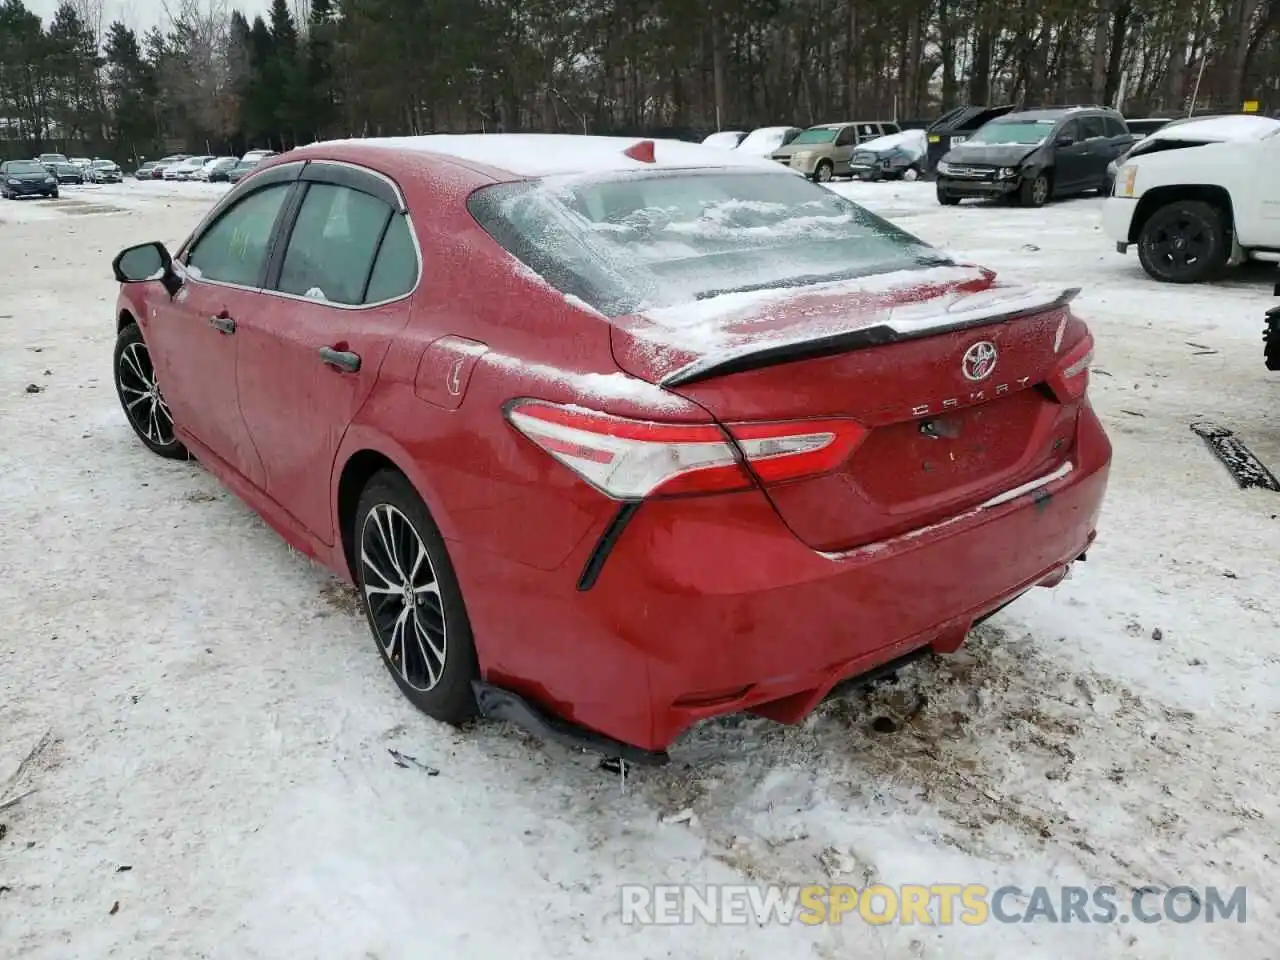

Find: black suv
<box><xmin>935</xmin><ymin>106</ymin><xmax>1136</xmax><ymax>207</ymax></box>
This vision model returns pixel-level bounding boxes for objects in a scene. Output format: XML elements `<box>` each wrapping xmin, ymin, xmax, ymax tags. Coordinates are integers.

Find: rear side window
<box><xmin>468</xmin><ymin>170</ymin><xmax>950</xmax><ymax>318</ymax></box>
<box><xmin>277</xmin><ymin>183</ymin><xmax>392</xmax><ymax>305</ymax></box>
<box><xmin>186</xmin><ymin>183</ymin><xmax>291</xmax><ymax>287</ymax></box>
<box><xmin>1079</xmin><ymin>116</ymin><xmax>1107</xmax><ymax>139</ymax></box>
<box><xmin>364</xmin><ymin>215</ymin><xmax>418</xmax><ymax>303</ymax></box>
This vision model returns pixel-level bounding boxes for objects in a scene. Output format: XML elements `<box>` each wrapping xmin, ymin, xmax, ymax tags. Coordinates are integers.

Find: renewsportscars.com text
<box><xmin>619</xmin><ymin>883</ymin><xmax>1247</xmax><ymax>926</ymax></box>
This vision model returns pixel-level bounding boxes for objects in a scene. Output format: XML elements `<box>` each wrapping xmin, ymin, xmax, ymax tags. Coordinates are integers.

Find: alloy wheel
<box><xmin>1145</xmin><ymin>218</ymin><xmax>1211</xmax><ymax>274</ymax></box>
<box><xmin>360</xmin><ymin>503</ymin><xmax>447</xmax><ymax>692</ymax></box>
<box><xmin>117</xmin><ymin>341</ymin><xmax>175</xmax><ymax>447</ymax></box>
<box><xmin>1032</xmin><ymin>176</ymin><xmax>1049</xmax><ymax>205</ymax></box>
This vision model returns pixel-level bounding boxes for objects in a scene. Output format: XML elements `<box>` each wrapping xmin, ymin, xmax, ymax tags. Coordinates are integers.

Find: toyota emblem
<box><xmin>961</xmin><ymin>341</ymin><xmax>998</xmax><ymax>381</ymax></box>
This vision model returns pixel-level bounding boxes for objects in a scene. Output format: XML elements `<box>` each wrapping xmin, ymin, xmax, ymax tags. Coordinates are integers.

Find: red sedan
<box><xmin>110</xmin><ymin>135</ymin><xmax>1111</xmax><ymax>762</ymax></box>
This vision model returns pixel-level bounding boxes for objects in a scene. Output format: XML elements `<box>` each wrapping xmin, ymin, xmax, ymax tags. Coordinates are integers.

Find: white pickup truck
<box><xmin>1102</xmin><ymin>114</ymin><xmax>1280</xmax><ymax>283</ymax></box>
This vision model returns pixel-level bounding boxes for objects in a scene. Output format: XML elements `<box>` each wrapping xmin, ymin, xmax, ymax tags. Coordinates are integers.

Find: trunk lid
<box><xmin>610</xmin><ymin>266</ymin><xmax>1088</xmax><ymax>551</ymax></box>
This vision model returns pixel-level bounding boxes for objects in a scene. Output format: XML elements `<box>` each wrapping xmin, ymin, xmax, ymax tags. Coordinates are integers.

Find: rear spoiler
<box><xmin>661</xmin><ymin>286</ymin><xmax>1081</xmax><ymax>388</ymax></box>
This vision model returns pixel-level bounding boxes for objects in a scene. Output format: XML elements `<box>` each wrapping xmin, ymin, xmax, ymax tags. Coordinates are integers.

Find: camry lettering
<box><xmin>911</xmin><ymin>377</ymin><xmax>1032</xmax><ymax>416</ymax></box>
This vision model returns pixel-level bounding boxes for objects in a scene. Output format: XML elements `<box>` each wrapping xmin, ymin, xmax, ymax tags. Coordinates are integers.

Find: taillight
<box><xmin>1046</xmin><ymin>335</ymin><xmax>1093</xmax><ymax>403</ymax></box>
<box><xmin>505</xmin><ymin>399</ymin><xmax>867</xmax><ymax>500</ymax></box>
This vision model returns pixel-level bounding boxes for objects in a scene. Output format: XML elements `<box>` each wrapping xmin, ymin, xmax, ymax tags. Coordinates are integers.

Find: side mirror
<box><xmin>112</xmin><ymin>241</ymin><xmax>183</xmax><ymax>296</ymax></box>
<box><xmin>1056</xmin><ymin>135</ymin><xmax>1076</xmax><ymax>147</ymax></box>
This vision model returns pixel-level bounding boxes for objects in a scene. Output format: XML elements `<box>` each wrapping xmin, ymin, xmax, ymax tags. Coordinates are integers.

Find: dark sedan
<box><xmin>50</xmin><ymin>162</ymin><xmax>85</xmax><ymax>184</ymax></box>
<box><xmin>225</xmin><ymin>158</ymin><xmax>260</xmax><ymax>183</ymax></box>
<box><xmin>0</xmin><ymin>159</ymin><xmax>59</xmax><ymax>199</ymax></box>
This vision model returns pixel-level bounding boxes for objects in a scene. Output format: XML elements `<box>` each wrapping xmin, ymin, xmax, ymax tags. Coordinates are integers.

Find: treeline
<box><xmin>1</xmin><ymin>0</ymin><xmax>1277</xmax><ymax>161</ymax></box>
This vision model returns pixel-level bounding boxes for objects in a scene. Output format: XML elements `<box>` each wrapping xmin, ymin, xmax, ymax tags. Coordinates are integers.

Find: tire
<box><xmin>936</xmin><ymin>184</ymin><xmax>960</xmax><ymax>206</ymax></box>
<box><xmin>1019</xmin><ymin>172</ymin><xmax>1051</xmax><ymax>207</ymax></box>
<box><xmin>902</xmin><ymin>166</ymin><xmax>920</xmax><ymax>182</ymax></box>
<box><xmin>1136</xmin><ymin>200</ymin><xmax>1229</xmax><ymax>284</ymax></box>
<box><xmin>354</xmin><ymin>469</ymin><xmax>479</xmax><ymax>724</ymax></box>
<box><xmin>813</xmin><ymin>160</ymin><xmax>833</xmax><ymax>183</ymax></box>
<box><xmin>113</xmin><ymin>322</ymin><xmax>187</xmax><ymax>459</ymax></box>
<box><xmin>49</xmin><ymin>189</ymin><xmax>58</xmax><ymax>199</ymax></box>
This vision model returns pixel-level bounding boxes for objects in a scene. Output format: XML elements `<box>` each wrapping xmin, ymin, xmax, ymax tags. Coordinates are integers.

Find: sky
<box><xmin>25</xmin><ymin>0</ymin><xmax>271</xmax><ymax>32</ymax></box>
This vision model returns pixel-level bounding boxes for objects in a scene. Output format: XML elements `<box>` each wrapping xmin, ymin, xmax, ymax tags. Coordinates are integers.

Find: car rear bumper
<box><xmin>1102</xmin><ymin>196</ymin><xmax>1137</xmax><ymax>249</ymax></box>
<box><xmin>458</xmin><ymin>404</ymin><xmax>1112</xmax><ymax>751</ymax></box>
<box><xmin>937</xmin><ymin>175</ymin><xmax>1020</xmax><ymax>198</ymax></box>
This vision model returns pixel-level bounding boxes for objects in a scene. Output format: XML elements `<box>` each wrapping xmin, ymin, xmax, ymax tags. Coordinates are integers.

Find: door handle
<box><xmin>210</xmin><ymin>314</ymin><xmax>235</xmax><ymax>334</ymax></box>
<box><xmin>319</xmin><ymin>346</ymin><xmax>361</xmax><ymax>373</ymax></box>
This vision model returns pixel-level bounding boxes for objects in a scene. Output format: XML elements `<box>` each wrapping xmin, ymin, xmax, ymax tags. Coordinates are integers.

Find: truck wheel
<box><xmin>1019</xmin><ymin>172</ymin><xmax>1051</xmax><ymax>207</ymax></box>
<box><xmin>1137</xmin><ymin>200</ymin><xmax>1228</xmax><ymax>284</ymax></box>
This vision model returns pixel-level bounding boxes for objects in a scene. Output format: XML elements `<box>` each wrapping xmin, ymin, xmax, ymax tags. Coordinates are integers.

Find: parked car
<box><xmin>108</xmin><ymin>134</ymin><xmax>1110</xmax><ymax>760</ymax></box>
<box><xmin>935</xmin><ymin>106</ymin><xmax>1135</xmax><ymax>207</ymax></box>
<box><xmin>225</xmin><ymin>158</ymin><xmax>262</xmax><ymax>183</ymax></box>
<box><xmin>241</xmin><ymin>148</ymin><xmax>278</xmax><ymax>164</ymax></box>
<box><xmin>849</xmin><ymin>129</ymin><xmax>929</xmax><ymax>180</ymax></box>
<box><xmin>87</xmin><ymin>159</ymin><xmax>123</xmax><ymax>183</ymax></box>
<box><xmin>50</xmin><ymin>161</ymin><xmax>85</xmax><ymax>184</ymax></box>
<box><xmin>196</xmin><ymin>156</ymin><xmax>239</xmax><ymax>181</ymax></box>
<box><xmin>1265</xmin><ymin>286</ymin><xmax>1279</xmax><ymax>371</ymax></box>
<box><xmin>1103</xmin><ymin>117</ymin><xmax>1176</xmax><ymax>191</ymax></box>
<box><xmin>735</xmin><ymin>126</ymin><xmax>803</xmax><ymax>156</ymax></box>
<box><xmin>1104</xmin><ymin>114</ymin><xmax>1280</xmax><ymax>282</ymax></box>
<box><xmin>923</xmin><ymin>104</ymin><xmax>1017</xmax><ymax>173</ymax></box>
<box><xmin>772</xmin><ymin>121</ymin><xmax>903</xmax><ymax>181</ymax></box>
<box><xmin>37</xmin><ymin>152</ymin><xmax>68</xmax><ymax>170</ymax></box>
<box><xmin>148</xmin><ymin>154</ymin><xmax>189</xmax><ymax>179</ymax></box>
<box><xmin>133</xmin><ymin>161</ymin><xmax>158</xmax><ymax>180</ymax></box>
<box><xmin>701</xmin><ymin>130</ymin><xmax>748</xmax><ymax>149</ymax></box>
<box><xmin>0</xmin><ymin>159</ymin><xmax>59</xmax><ymax>199</ymax></box>
<box><xmin>164</xmin><ymin>155</ymin><xmax>214</xmax><ymax>180</ymax></box>
<box><xmin>70</xmin><ymin>156</ymin><xmax>92</xmax><ymax>169</ymax></box>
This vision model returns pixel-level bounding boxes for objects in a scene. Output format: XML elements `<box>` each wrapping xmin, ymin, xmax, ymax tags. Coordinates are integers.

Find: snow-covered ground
<box><xmin>1</xmin><ymin>178</ymin><xmax>1278</xmax><ymax>958</ymax></box>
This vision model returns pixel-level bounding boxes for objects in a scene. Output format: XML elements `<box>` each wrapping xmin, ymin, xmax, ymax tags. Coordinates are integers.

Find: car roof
<box><xmin>996</xmin><ymin>107</ymin><xmax>1119</xmax><ymax>122</ymax></box>
<box><xmin>299</xmin><ymin>134</ymin><xmax>790</xmax><ymax>179</ymax></box>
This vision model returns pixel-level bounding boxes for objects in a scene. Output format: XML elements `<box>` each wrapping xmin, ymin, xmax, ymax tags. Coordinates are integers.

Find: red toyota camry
<box><xmin>110</xmin><ymin>135</ymin><xmax>1111</xmax><ymax>762</ymax></box>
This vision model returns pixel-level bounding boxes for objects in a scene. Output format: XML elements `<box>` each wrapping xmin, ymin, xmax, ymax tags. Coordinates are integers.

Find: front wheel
<box><xmin>902</xmin><ymin>166</ymin><xmax>921</xmax><ymax>182</ymax></box>
<box><xmin>1019</xmin><ymin>172</ymin><xmax>1051</xmax><ymax>207</ymax></box>
<box><xmin>1136</xmin><ymin>200</ymin><xmax>1229</xmax><ymax>284</ymax></box>
<box><xmin>936</xmin><ymin>184</ymin><xmax>960</xmax><ymax>206</ymax></box>
<box><xmin>113</xmin><ymin>323</ymin><xmax>187</xmax><ymax>458</ymax></box>
<box><xmin>813</xmin><ymin>160</ymin><xmax>833</xmax><ymax>183</ymax></box>
<box><xmin>355</xmin><ymin>470</ymin><xmax>480</xmax><ymax>724</ymax></box>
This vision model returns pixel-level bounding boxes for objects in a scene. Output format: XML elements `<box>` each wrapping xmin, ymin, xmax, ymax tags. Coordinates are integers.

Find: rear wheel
<box><xmin>113</xmin><ymin>323</ymin><xmax>186</xmax><ymax>458</ymax></box>
<box><xmin>1136</xmin><ymin>200</ymin><xmax>1229</xmax><ymax>284</ymax></box>
<box><xmin>813</xmin><ymin>160</ymin><xmax>833</xmax><ymax>183</ymax></box>
<box><xmin>354</xmin><ymin>469</ymin><xmax>479</xmax><ymax>724</ymax></box>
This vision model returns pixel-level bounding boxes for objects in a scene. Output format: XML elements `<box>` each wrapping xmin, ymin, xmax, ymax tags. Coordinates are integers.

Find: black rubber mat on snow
<box><xmin>1190</xmin><ymin>422</ymin><xmax>1280</xmax><ymax>492</ymax></box>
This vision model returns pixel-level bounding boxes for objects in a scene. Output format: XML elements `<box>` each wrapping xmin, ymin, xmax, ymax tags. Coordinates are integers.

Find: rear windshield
<box><xmin>969</xmin><ymin>120</ymin><xmax>1056</xmax><ymax>145</ymax></box>
<box><xmin>468</xmin><ymin>170</ymin><xmax>950</xmax><ymax>317</ymax></box>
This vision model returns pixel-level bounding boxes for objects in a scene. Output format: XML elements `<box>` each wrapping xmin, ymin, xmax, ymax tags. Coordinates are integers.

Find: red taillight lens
<box><xmin>505</xmin><ymin>400</ymin><xmax>867</xmax><ymax>500</ymax></box>
<box><xmin>1046</xmin><ymin>335</ymin><xmax>1093</xmax><ymax>403</ymax></box>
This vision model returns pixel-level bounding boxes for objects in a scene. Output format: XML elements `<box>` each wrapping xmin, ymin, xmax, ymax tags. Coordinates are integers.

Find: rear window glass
<box><xmin>468</xmin><ymin>170</ymin><xmax>949</xmax><ymax>317</ymax></box>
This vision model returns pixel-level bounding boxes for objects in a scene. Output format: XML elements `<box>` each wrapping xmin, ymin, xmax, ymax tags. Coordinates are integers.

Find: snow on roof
<box><xmin>855</xmin><ymin>129</ymin><xmax>928</xmax><ymax>154</ymax></box>
<box><xmin>1144</xmin><ymin>114</ymin><xmax>1280</xmax><ymax>142</ymax></box>
<box><xmin>313</xmin><ymin>134</ymin><xmax>793</xmax><ymax>178</ymax></box>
